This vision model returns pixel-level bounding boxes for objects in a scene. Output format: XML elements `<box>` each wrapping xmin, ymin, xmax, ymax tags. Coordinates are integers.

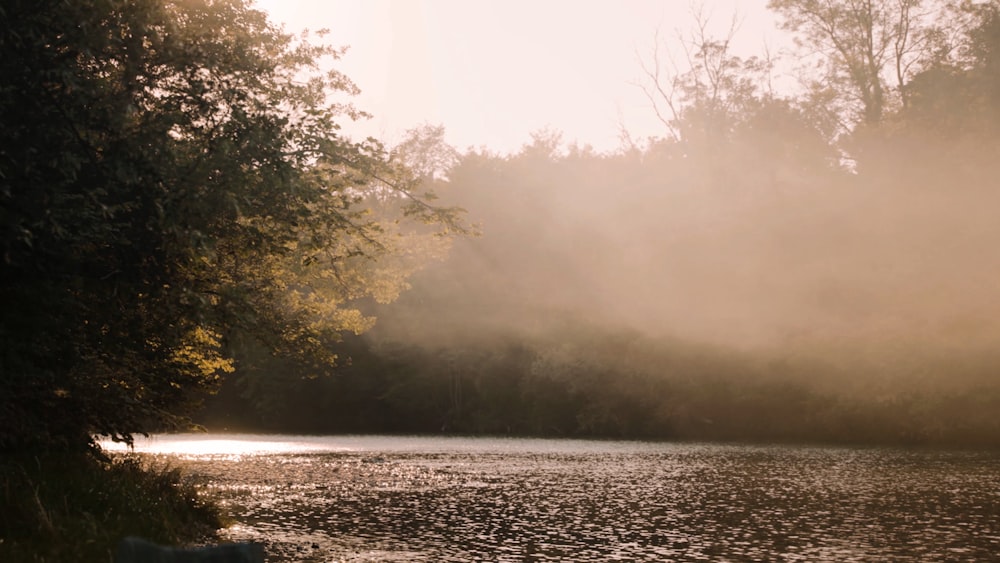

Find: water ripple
<box><xmin>144</xmin><ymin>438</ymin><xmax>1000</xmax><ymax>561</ymax></box>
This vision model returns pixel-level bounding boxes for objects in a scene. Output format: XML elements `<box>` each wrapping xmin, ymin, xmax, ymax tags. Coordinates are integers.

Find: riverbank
<box><xmin>0</xmin><ymin>451</ymin><xmax>225</xmax><ymax>562</ymax></box>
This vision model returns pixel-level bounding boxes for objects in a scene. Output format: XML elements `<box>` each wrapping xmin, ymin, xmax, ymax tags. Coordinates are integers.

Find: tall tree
<box><xmin>0</xmin><ymin>0</ymin><xmax>462</xmax><ymax>450</ymax></box>
<box><xmin>769</xmin><ymin>0</ymin><xmax>942</xmax><ymax>128</ymax></box>
<box><xmin>637</xmin><ymin>9</ymin><xmax>774</xmax><ymax>144</ymax></box>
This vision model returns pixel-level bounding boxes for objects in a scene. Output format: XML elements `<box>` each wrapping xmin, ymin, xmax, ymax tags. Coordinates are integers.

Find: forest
<box><xmin>3</xmin><ymin>0</ymin><xmax>1000</xmax><ymax>457</ymax></box>
<box><xmin>5</xmin><ymin>0</ymin><xmax>1000</xmax><ymax>558</ymax></box>
<box><xmin>0</xmin><ymin>0</ymin><xmax>468</xmax><ymax>557</ymax></box>
<box><xmin>194</xmin><ymin>0</ymin><xmax>1000</xmax><ymax>448</ymax></box>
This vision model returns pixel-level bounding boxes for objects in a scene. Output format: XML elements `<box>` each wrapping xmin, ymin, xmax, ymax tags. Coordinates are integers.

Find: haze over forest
<box><xmin>11</xmin><ymin>2</ymin><xmax>1000</xmax><ymax>560</ymax></box>
<box><xmin>195</xmin><ymin>0</ymin><xmax>1000</xmax><ymax>446</ymax></box>
<box><xmin>4</xmin><ymin>0</ymin><xmax>1000</xmax><ymax>454</ymax></box>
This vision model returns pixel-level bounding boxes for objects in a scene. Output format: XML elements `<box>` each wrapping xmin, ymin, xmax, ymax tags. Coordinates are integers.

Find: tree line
<box><xmin>201</xmin><ymin>0</ymin><xmax>1000</xmax><ymax>447</ymax></box>
<box><xmin>4</xmin><ymin>0</ymin><xmax>1000</xmax><ymax>453</ymax></box>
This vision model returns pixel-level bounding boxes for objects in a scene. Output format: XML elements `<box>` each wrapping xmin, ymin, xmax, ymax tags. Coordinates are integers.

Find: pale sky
<box><xmin>253</xmin><ymin>0</ymin><xmax>784</xmax><ymax>154</ymax></box>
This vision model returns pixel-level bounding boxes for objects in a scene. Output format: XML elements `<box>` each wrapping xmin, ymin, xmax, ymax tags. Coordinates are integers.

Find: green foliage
<box><xmin>0</xmin><ymin>0</ymin><xmax>463</xmax><ymax>451</ymax></box>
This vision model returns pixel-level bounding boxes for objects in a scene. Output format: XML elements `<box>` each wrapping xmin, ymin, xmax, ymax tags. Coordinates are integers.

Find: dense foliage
<box><xmin>0</xmin><ymin>0</ymin><xmax>461</xmax><ymax>451</ymax></box>
<box><xmin>0</xmin><ymin>453</ymin><xmax>223</xmax><ymax>561</ymax></box>
<box><xmin>5</xmin><ymin>0</ymin><xmax>1000</xmax><ymax>457</ymax></box>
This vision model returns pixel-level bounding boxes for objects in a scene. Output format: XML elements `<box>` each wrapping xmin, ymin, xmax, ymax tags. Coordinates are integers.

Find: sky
<box><xmin>253</xmin><ymin>0</ymin><xmax>786</xmax><ymax>154</ymax></box>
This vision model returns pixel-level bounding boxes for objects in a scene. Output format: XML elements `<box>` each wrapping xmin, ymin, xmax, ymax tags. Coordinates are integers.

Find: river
<box><xmin>102</xmin><ymin>434</ymin><xmax>1000</xmax><ymax>561</ymax></box>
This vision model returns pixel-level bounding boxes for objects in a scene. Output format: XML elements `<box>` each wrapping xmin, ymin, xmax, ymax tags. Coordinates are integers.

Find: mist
<box><xmin>378</xmin><ymin>137</ymin><xmax>997</xmax><ymax>360</ymax></box>
<box><xmin>372</xmin><ymin>1</ymin><xmax>1000</xmax><ymax>380</ymax></box>
<box><xmin>202</xmin><ymin>0</ymin><xmax>1000</xmax><ymax>446</ymax></box>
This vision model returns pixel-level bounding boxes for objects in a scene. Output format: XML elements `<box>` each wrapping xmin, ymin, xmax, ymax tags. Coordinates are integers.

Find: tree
<box><xmin>902</xmin><ymin>0</ymin><xmax>1000</xmax><ymax>137</ymax></box>
<box><xmin>0</xmin><ymin>0</ymin><xmax>463</xmax><ymax>450</ymax></box>
<box><xmin>390</xmin><ymin>124</ymin><xmax>461</xmax><ymax>183</ymax></box>
<box><xmin>848</xmin><ymin>0</ymin><xmax>1000</xmax><ymax>176</ymax></box>
<box><xmin>637</xmin><ymin>8</ymin><xmax>774</xmax><ymax>144</ymax></box>
<box><xmin>635</xmin><ymin>8</ymin><xmax>841</xmax><ymax>192</ymax></box>
<box><xmin>769</xmin><ymin>0</ymin><xmax>943</xmax><ymax>129</ymax></box>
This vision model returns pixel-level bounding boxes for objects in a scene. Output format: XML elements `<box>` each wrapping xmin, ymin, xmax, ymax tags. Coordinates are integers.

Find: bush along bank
<box><xmin>0</xmin><ymin>450</ymin><xmax>226</xmax><ymax>563</ymax></box>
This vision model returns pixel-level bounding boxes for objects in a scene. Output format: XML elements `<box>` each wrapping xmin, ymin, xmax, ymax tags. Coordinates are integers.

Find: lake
<box><xmin>102</xmin><ymin>434</ymin><xmax>1000</xmax><ymax>561</ymax></box>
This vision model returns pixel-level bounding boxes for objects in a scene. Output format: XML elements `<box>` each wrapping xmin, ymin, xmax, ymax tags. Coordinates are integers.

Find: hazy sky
<box><xmin>254</xmin><ymin>0</ymin><xmax>784</xmax><ymax>153</ymax></box>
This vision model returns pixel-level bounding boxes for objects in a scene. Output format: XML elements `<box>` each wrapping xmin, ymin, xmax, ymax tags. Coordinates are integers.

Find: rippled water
<box><xmin>106</xmin><ymin>435</ymin><xmax>1000</xmax><ymax>561</ymax></box>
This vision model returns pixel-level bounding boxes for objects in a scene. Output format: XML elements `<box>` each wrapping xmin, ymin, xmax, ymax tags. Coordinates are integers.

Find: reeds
<box><xmin>0</xmin><ymin>451</ymin><xmax>226</xmax><ymax>562</ymax></box>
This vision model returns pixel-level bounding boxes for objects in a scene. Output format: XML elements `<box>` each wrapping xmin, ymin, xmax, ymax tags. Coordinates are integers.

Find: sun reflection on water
<box><xmin>95</xmin><ymin>435</ymin><xmax>1000</xmax><ymax>561</ymax></box>
<box><xmin>97</xmin><ymin>433</ymin><xmax>354</xmax><ymax>457</ymax></box>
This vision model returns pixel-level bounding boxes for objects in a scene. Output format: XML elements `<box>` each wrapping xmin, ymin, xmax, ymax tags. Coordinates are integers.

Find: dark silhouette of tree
<box><xmin>769</xmin><ymin>0</ymin><xmax>943</xmax><ymax>128</ymax></box>
<box><xmin>0</xmin><ymin>0</ymin><xmax>463</xmax><ymax>450</ymax></box>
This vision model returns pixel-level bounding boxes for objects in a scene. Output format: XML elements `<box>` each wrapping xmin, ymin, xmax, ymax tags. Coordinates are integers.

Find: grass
<box><xmin>0</xmin><ymin>450</ymin><xmax>226</xmax><ymax>562</ymax></box>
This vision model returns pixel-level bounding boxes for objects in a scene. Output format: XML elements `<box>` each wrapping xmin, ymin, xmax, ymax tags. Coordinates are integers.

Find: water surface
<box><xmin>104</xmin><ymin>434</ymin><xmax>1000</xmax><ymax>561</ymax></box>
